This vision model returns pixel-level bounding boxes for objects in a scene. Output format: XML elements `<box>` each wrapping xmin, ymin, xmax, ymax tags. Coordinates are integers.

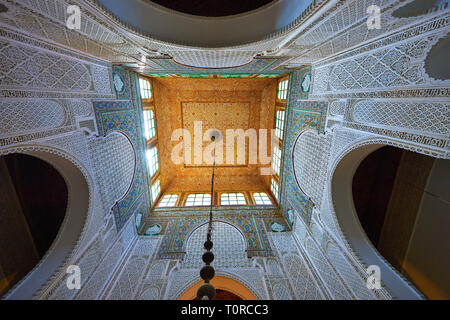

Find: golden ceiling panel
<box><xmin>182</xmin><ymin>101</ymin><xmax>251</xmax><ymax>167</ymax></box>
<box><xmin>152</xmin><ymin>77</ymin><xmax>276</xmax><ymax>194</ymax></box>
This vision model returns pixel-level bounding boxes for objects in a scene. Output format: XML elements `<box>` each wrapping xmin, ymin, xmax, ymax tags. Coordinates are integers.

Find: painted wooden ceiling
<box><xmin>151</xmin><ymin>77</ymin><xmax>278</xmax><ymax>194</ymax></box>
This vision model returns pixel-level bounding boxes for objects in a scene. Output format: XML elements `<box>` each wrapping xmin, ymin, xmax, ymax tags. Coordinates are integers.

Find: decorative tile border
<box><xmin>92</xmin><ymin>66</ymin><xmax>150</xmax><ymax>230</ymax></box>
<box><xmin>280</xmin><ymin>68</ymin><xmax>328</xmax><ymax>226</ymax></box>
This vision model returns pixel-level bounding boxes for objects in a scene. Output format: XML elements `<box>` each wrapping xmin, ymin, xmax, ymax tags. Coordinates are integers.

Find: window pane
<box><xmin>275</xmin><ymin>110</ymin><xmax>285</xmax><ymax>140</ymax></box>
<box><xmin>185</xmin><ymin>193</ymin><xmax>211</xmax><ymax>207</ymax></box>
<box><xmin>271</xmin><ymin>179</ymin><xmax>279</xmax><ymax>201</ymax></box>
<box><xmin>221</xmin><ymin>193</ymin><xmax>246</xmax><ymax>206</ymax></box>
<box><xmin>158</xmin><ymin>194</ymin><xmax>178</xmax><ymax>208</ymax></box>
<box><xmin>277</xmin><ymin>80</ymin><xmax>289</xmax><ymax>100</ymax></box>
<box><xmin>272</xmin><ymin>146</ymin><xmax>282</xmax><ymax>176</ymax></box>
<box><xmin>253</xmin><ymin>192</ymin><xmax>272</xmax><ymax>205</ymax></box>
<box><xmin>146</xmin><ymin>147</ymin><xmax>159</xmax><ymax>177</ymax></box>
<box><xmin>151</xmin><ymin>180</ymin><xmax>160</xmax><ymax>202</ymax></box>
<box><xmin>143</xmin><ymin>110</ymin><xmax>156</xmax><ymax>140</ymax></box>
<box><xmin>139</xmin><ymin>78</ymin><xmax>152</xmax><ymax>99</ymax></box>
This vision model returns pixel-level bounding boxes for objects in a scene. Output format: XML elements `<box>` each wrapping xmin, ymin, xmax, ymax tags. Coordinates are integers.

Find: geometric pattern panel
<box><xmin>182</xmin><ymin>222</ymin><xmax>250</xmax><ymax>269</ymax></box>
<box><xmin>272</xmin><ymin>282</ymin><xmax>294</xmax><ymax>300</ymax></box>
<box><xmin>139</xmin><ymin>287</ymin><xmax>160</xmax><ymax>300</ymax></box>
<box><xmin>283</xmin><ymin>254</ymin><xmax>324</xmax><ymax>300</ymax></box>
<box><xmin>144</xmin><ymin>57</ymin><xmax>290</xmax><ymax>74</ymax></box>
<box><xmin>68</xmin><ymin>100</ymin><xmax>94</xmax><ymax>117</ymax></box>
<box><xmin>328</xmin><ymin>39</ymin><xmax>431</xmax><ymax>91</ymax></box>
<box><xmin>88</xmin><ymin>133</ymin><xmax>136</xmax><ymax>213</ymax></box>
<box><xmin>107</xmin><ymin>257</ymin><xmax>146</xmax><ymax>300</ymax></box>
<box><xmin>156</xmin><ymin>212</ymin><xmax>275</xmax><ymax>259</ymax></box>
<box><xmin>0</xmin><ymin>38</ymin><xmax>91</xmax><ymax>91</ymax></box>
<box><xmin>329</xmin><ymin>100</ymin><xmax>347</xmax><ymax>117</ymax></box>
<box><xmin>326</xmin><ymin>243</ymin><xmax>377</xmax><ymax>300</ymax></box>
<box><xmin>304</xmin><ymin>238</ymin><xmax>352</xmax><ymax>300</ymax></box>
<box><xmin>172</xmin><ymin>51</ymin><xmax>254</xmax><ymax>69</ymax></box>
<box><xmin>0</xmin><ymin>99</ymin><xmax>65</xmax><ymax>137</ymax></box>
<box><xmin>312</xmin><ymin>30</ymin><xmax>447</xmax><ymax>94</ymax></box>
<box><xmin>292</xmin><ymin>130</ymin><xmax>332</xmax><ymax>209</ymax></box>
<box><xmin>353</xmin><ymin>100</ymin><xmax>449</xmax><ymax>136</ymax></box>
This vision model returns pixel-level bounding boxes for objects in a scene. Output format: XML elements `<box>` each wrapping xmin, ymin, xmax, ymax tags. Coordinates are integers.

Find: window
<box><xmin>221</xmin><ymin>193</ymin><xmax>246</xmax><ymax>205</ymax></box>
<box><xmin>146</xmin><ymin>147</ymin><xmax>159</xmax><ymax>177</ymax></box>
<box><xmin>275</xmin><ymin>110</ymin><xmax>285</xmax><ymax>140</ymax></box>
<box><xmin>277</xmin><ymin>79</ymin><xmax>289</xmax><ymax>100</ymax></box>
<box><xmin>151</xmin><ymin>180</ymin><xmax>160</xmax><ymax>202</ymax></box>
<box><xmin>139</xmin><ymin>78</ymin><xmax>152</xmax><ymax>99</ymax></box>
<box><xmin>272</xmin><ymin>146</ymin><xmax>282</xmax><ymax>176</ymax></box>
<box><xmin>271</xmin><ymin>179</ymin><xmax>279</xmax><ymax>201</ymax></box>
<box><xmin>143</xmin><ymin>109</ymin><xmax>156</xmax><ymax>140</ymax></box>
<box><xmin>158</xmin><ymin>194</ymin><xmax>178</xmax><ymax>208</ymax></box>
<box><xmin>185</xmin><ymin>193</ymin><xmax>211</xmax><ymax>207</ymax></box>
<box><xmin>253</xmin><ymin>192</ymin><xmax>272</xmax><ymax>205</ymax></box>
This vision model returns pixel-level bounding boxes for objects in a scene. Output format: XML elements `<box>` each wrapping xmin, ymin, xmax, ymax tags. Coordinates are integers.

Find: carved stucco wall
<box><xmin>1</xmin><ymin>0</ymin><xmax>449</xmax><ymax>300</ymax></box>
<box><xmin>0</xmin><ymin>23</ymin><xmax>145</xmax><ymax>299</ymax></box>
<box><xmin>281</xmin><ymin>3</ymin><xmax>449</xmax><ymax>300</ymax></box>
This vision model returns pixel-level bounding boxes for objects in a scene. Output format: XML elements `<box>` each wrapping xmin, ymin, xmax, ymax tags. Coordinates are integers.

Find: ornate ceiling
<box><xmin>152</xmin><ymin>77</ymin><xmax>278</xmax><ymax>194</ymax></box>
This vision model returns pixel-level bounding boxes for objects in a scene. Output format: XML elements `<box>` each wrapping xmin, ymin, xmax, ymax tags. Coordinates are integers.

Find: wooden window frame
<box><xmin>156</xmin><ymin>193</ymin><xmax>181</xmax><ymax>208</ymax></box>
<box><xmin>147</xmin><ymin>144</ymin><xmax>160</xmax><ymax>182</ymax></box>
<box><xmin>183</xmin><ymin>193</ymin><xmax>213</xmax><ymax>207</ymax></box>
<box><xmin>151</xmin><ymin>179</ymin><xmax>161</xmax><ymax>203</ymax></box>
<box><xmin>139</xmin><ymin>76</ymin><xmax>153</xmax><ymax>102</ymax></box>
<box><xmin>276</xmin><ymin>76</ymin><xmax>289</xmax><ymax>102</ymax></box>
<box><xmin>219</xmin><ymin>192</ymin><xmax>248</xmax><ymax>206</ymax></box>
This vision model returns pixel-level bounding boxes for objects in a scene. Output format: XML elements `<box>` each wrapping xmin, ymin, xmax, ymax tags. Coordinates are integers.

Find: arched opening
<box><xmin>0</xmin><ymin>154</ymin><xmax>68</xmax><ymax>298</ymax></box>
<box><xmin>0</xmin><ymin>148</ymin><xmax>91</xmax><ymax>300</ymax></box>
<box><xmin>149</xmin><ymin>0</ymin><xmax>274</xmax><ymax>17</ymax></box>
<box><xmin>393</xmin><ymin>0</ymin><xmax>449</xmax><ymax>18</ymax></box>
<box><xmin>332</xmin><ymin>143</ymin><xmax>450</xmax><ymax>299</ymax></box>
<box><xmin>95</xmin><ymin>0</ymin><xmax>315</xmax><ymax>49</ymax></box>
<box><xmin>425</xmin><ymin>35</ymin><xmax>450</xmax><ymax>81</ymax></box>
<box><xmin>178</xmin><ymin>276</ymin><xmax>257</xmax><ymax>300</ymax></box>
